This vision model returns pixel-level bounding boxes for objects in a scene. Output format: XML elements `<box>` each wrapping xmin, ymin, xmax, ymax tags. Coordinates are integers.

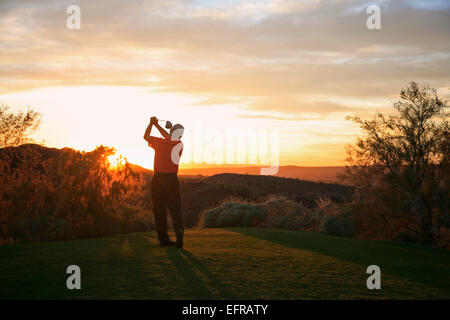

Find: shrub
<box><xmin>203</xmin><ymin>202</ymin><xmax>267</xmax><ymax>228</ymax></box>
<box><xmin>0</xmin><ymin>144</ymin><xmax>153</xmax><ymax>244</ymax></box>
<box><xmin>324</xmin><ymin>214</ymin><xmax>355</xmax><ymax>237</ymax></box>
<box><xmin>202</xmin><ymin>197</ymin><xmax>327</xmax><ymax>232</ymax></box>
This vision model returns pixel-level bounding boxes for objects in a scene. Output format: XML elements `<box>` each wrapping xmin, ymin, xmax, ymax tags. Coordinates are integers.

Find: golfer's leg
<box><xmin>151</xmin><ymin>177</ymin><xmax>169</xmax><ymax>244</ymax></box>
<box><xmin>167</xmin><ymin>177</ymin><xmax>184</xmax><ymax>246</ymax></box>
<box><xmin>154</xmin><ymin>198</ymin><xmax>169</xmax><ymax>244</ymax></box>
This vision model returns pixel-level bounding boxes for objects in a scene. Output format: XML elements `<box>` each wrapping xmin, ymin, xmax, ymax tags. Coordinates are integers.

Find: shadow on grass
<box><xmin>230</xmin><ymin>228</ymin><xmax>450</xmax><ymax>292</ymax></box>
<box><xmin>164</xmin><ymin>247</ymin><xmax>236</xmax><ymax>299</ymax></box>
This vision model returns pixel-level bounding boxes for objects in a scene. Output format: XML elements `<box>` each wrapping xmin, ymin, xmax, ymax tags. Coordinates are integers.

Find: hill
<box><xmin>0</xmin><ymin>228</ymin><xmax>449</xmax><ymax>299</ymax></box>
<box><xmin>179</xmin><ymin>174</ymin><xmax>352</xmax><ymax>226</ymax></box>
<box><xmin>0</xmin><ymin>144</ymin><xmax>353</xmax><ymax>229</ymax></box>
<box><xmin>179</xmin><ymin>165</ymin><xmax>346</xmax><ymax>182</ymax></box>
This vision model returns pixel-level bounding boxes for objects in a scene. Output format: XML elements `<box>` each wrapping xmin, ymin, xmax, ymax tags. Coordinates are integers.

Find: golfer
<box><xmin>143</xmin><ymin>116</ymin><xmax>184</xmax><ymax>248</ymax></box>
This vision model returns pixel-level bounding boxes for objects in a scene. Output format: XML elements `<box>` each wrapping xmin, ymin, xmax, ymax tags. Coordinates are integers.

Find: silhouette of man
<box><xmin>143</xmin><ymin>116</ymin><xmax>184</xmax><ymax>248</ymax></box>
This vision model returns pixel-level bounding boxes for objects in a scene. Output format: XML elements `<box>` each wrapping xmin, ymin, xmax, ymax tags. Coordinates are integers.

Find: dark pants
<box><xmin>151</xmin><ymin>172</ymin><xmax>184</xmax><ymax>244</ymax></box>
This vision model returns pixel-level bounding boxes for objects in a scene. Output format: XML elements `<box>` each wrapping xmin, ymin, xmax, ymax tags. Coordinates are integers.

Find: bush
<box><xmin>271</xmin><ymin>206</ymin><xmax>306</xmax><ymax>230</ymax></box>
<box><xmin>0</xmin><ymin>144</ymin><xmax>153</xmax><ymax>244</ymax></box>
<box><xmin>203</xmin><ymin>202</ymin><xmax>267</xmax><ymax>228</ymax></box>
<box><xmin>324</xmin><ymin>215</ymin><xmax>355</xmax><ymax>237</ymax></box>
<box><xmin>202</xmin><ymin>197</ymin><xmax>328</xmax><ymax>232</ymax></box>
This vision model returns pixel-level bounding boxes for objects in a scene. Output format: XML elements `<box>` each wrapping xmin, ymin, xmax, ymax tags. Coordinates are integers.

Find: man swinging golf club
<box><xmin>143</xmin><ymin>116</ymin><xmax>184</xmax><ymax>248</ymax></box>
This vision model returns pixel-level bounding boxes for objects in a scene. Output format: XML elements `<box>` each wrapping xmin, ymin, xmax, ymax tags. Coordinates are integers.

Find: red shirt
<box><xmin>148</xmin><ymin>136</ymin><xmax>183</xmax><ymax>173</ymax></box>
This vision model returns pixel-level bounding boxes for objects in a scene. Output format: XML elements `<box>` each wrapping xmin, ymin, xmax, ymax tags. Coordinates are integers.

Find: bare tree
<box><xmin>0</xmin><ymin>104</ymin><xmax>42</xmax><ymax>148</ymax></box>
<box><xmin>342</xmin><ymin>82</ymin><xmax>449</xmax><ymax>245</ymax></box>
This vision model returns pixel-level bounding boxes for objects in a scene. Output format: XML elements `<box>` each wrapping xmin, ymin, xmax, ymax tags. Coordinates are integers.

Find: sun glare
<box><xmin>107</xmin><ymin>153</ymin><xmax>126</xmax><ymax>168</ymax></box>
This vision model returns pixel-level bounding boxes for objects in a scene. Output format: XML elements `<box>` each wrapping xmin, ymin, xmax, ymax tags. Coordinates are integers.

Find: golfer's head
<box><xmin>170</xmin><ymin>124</ymin><xmax>184</xmax><ymax>141</ymax></box>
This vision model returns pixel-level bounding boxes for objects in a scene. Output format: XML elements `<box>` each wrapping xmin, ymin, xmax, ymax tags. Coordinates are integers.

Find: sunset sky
<box><xmin>1</xmin><ymin>0</ymin><xmax>449</xmax><ymax>169</ymax></box>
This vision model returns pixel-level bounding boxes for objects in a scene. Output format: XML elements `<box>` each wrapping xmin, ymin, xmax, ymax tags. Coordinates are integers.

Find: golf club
<box><xmin>152</xmin><ymin>117</ymin><xmax>173</xmax><ymax>129</ymax></box>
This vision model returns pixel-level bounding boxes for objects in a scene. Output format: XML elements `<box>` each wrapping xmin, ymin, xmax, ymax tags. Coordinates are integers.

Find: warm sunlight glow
<box><xmin>0</xmin><ymin>0</ymin><xmax>448</xmax><ymax>168</ymax></box>
<box><xmin>107</xmin><ymin>153</ymin><xmax>126</xmax><ymax>168</ymax></box>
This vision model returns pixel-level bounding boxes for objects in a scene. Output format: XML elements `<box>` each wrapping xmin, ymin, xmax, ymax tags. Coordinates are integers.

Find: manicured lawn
<box><xmin>0</xmin><ymin>228</ymin><xmax>449</xmax><ymax>299</ymax></box>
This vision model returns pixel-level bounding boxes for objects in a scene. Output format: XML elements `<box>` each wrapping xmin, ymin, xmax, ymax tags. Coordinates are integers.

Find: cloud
<box><xmin>0</xmin><ymin>0</ymin><xmax>449</xmax><ymax>117</ymax></box>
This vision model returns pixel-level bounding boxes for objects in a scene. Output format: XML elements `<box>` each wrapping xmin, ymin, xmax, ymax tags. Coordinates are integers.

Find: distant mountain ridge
<box><xmin>0</xmin><ymin>144</ymin><xmax>344</xmax><ymax>183</ymax></box>
<box><xmin>178</xmin><ymin>165</ymin><xmax>346</xmax><ymax>182</ymax></box>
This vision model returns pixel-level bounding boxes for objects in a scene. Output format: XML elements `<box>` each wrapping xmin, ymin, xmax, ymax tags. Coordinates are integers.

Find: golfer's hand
<box><xmin>150</xmin><ymin>117</ymin><xmax>157</xmax><ymax>125</ymax></box>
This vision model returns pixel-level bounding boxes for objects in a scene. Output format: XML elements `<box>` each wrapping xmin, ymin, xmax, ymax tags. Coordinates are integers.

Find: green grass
<box><xmin>0</xmin><ymin>228</ymin><xmax>449</xmax><ymax>299</ymax></box>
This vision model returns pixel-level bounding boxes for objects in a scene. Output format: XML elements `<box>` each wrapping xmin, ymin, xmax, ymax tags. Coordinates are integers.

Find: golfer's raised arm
<box><xmin>143</xmin><ymin>117</ymin><xmax>156</xmax><ymax>142</ymax></box>
<box><xmin>154</xmin><ymin>122</ymin><xmax>170</xmax><ymax>140</ymax></box>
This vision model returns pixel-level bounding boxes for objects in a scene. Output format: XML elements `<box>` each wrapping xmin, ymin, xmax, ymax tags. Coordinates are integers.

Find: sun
<box><xmin>107</xmin><ymin>153</ymin><xmax>126</xmax><ymax>168</ymax></box>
